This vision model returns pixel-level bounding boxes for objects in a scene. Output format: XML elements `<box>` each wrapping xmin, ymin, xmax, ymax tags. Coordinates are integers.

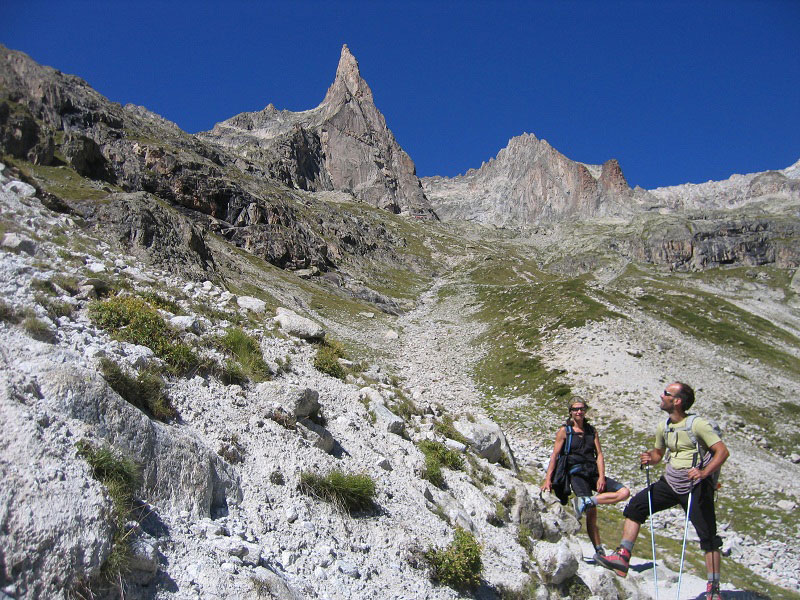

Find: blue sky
<box><xmin>3</xmin><ymin>1</ymin><xmax>799</xmax><ymax>189</ymax></box>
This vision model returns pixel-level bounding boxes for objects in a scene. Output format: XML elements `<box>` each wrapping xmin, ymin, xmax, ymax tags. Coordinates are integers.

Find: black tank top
<box><xmin>565</xmin><ymin>423</ymin><xmax>597</xmax><ymax>469</ymax></box>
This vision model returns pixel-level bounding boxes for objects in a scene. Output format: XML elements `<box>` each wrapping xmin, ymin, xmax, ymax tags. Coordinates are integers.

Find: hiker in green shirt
<box><xmin>595</xmin><ymin>382</ymin><xmax>729</xmax><ymax>600</ymax></box>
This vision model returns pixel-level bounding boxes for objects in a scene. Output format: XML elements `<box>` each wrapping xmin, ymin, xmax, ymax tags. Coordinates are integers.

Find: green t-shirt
<box><xmin>655</xmin><ymin>415</ymin><xmax>721</xmax><ymax>469</ymax></box>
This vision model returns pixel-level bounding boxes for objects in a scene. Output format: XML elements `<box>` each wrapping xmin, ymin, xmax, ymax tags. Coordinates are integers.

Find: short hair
<box><xmin>674</xmin><ymin>382</ymin><xmax>695</xmax><ymax>411</ymax></box>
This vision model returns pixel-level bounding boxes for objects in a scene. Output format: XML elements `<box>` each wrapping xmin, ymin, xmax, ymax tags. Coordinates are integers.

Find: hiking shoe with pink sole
<box><xmin>706</xmin><ymin>581</ymin><xmax>722</xmax><ymax>600</ymax></box>
<box><xmin>594</xmin><ymin>546</ymin><xmax>631</xmax><ymax>577</ymax></box>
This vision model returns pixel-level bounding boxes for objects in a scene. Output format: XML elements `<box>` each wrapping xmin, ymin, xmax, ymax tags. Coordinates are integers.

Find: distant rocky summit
<box><xmin>423</xmin><ymin>133</ymin><xmax>642</xmax><ymax>225</ymax></box>
<box><xmin>198</xmin><ymin>45</ymin><xmax>435</xmax><ymax>218</ymax></box>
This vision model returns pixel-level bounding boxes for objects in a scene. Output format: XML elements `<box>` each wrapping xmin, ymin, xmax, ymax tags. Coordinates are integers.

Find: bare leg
<box><xmin>621</xmin><ymin>518</ymin><xmax>641</xmax><ymax>546</ymax></box>
<box><xmin>586</xmin><ymin>506</ymin><xmax>601</xmax><ymax>547</ymax></box>
<box><xmin>705</xmin><ymin>550</ymin><xmax>720</xmax><ymax>575</ymax></box>
<box><xmin>595</xmin><ymin>486</ymin><xmax>631</xmax><ymax>506</ymax></box>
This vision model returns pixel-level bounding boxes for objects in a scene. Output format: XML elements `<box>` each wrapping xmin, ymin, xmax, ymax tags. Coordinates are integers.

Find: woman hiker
<box><xmin>541</xmin><ymin>396</ymin><xmax>630</xmax><ymax>557</ymax></box>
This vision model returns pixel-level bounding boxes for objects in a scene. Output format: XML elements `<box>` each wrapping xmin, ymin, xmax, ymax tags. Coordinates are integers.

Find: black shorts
<box><xmin>623</xmin><ymin>476</ymin><xmax>722</xmax><ymax>552</ymax></box>
<box><xmin>570</xmin><ymin>473</ymin><xmax>625</xmax><ymax>498</ymax></box>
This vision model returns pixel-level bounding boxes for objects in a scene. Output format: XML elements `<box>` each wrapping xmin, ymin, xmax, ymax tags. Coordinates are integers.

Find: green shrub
<box><xmin>89</xmin><ymin>295</ymin><xmax>199</xmax><ymax>375</ymax></box>
<box><xmin>467</xmin><ymin>454</ymin><xmax>495</xmax><ymax>488</ymax></box>
<box><xmin>76</xmin><ymin>440</ymin><xmax>140</xmax><ymax>523</ymax></box>
<box><xmin>422</xmin><ymin>453</ymin><xmax>445</xmax><ymax>488</ymax></box>
<box><xmin>425</xmin><ymin>527</ymin><xmax>483</xmax><ymax>591</ymax></box>
<box><xmin>299</xmin><ymin>470</ymin><xmax>376</xmax><ymax>512</ymax></box>
<box><xmin>23</xmin><ymin>316</ymin><xmax>56</xmax><ymax>343</ymax></box>
<box><xmin>389</xmin><ymin>390</ymin><xmax>422</xmax><ymax>420</ymax></box>
<box><xmin>419</xmin><ymin>440</ymin><xmax>464</xmax><ymax>488</ymax></box>
<box><xmin>314</xmin><ymin>343</ymin><xmax>346</xmax><ymax>379</ymax></box>
<box><xmin>217</xmin><ymin>327</ymin><xmax>270</xmax><ymax>384</ymax></box>
<box><xmin>99</xmin><ymin>358</ymin><xmax>175</xmax><ymax>421</ymax></box>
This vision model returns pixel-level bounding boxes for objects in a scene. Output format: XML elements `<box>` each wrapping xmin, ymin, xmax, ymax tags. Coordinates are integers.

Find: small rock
<box><xmin>1</xmin><ymin>233</ymin><xmax>37</xmax><ymax>256</ymax></box>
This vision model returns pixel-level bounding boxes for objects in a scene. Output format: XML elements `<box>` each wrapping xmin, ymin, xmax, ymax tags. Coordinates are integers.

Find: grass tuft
<box><xmin>299</xmin><ymin>469</ymin><xmax>376</xmax><ymax>513</ymax></box>
<box><xmin>216</xmin><ymin>327</ymin><xmax>270</xmax><ymax>384</ymax></box>
<box><xmin>99</xmin><ymin>357</ymin><xmax>175</xmax><ymax>421</ymax></box>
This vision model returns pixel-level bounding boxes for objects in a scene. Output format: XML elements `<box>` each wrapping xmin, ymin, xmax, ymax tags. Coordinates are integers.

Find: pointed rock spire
<box><xmin>322</xmin><ymin>44</ymin><xmax>374</xmax><ymax>104</ymax></box>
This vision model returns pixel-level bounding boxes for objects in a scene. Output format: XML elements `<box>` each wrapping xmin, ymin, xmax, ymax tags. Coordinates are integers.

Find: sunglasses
<box><xmin>570</xmin><ymin>407</ymin><xmax>587</xmax><ymax>412</ymax></box>
<box><xmin>662</xmin><ymin>390</ymin><xmax>675</xmax><ymax>397</ymax></box>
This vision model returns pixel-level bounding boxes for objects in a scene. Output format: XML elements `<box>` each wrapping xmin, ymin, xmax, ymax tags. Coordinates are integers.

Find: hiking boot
<box><xmin>706</xmin><ymin>581</ymin><xmax>722</xmax><ymax>600</ymax></box>
<box><xmin>572</xmin><ymin>496</ymin><xmax>594</xmax><ymax>520</ymax></box>
<box><xmin>594</xmin><ymin>546</ymin><xmax>631</xmax><ymax>577</ymax></box>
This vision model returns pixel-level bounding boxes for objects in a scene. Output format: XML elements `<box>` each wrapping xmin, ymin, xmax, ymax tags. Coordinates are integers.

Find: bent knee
<box><xmin>619</xmin><ymin>487</ymin><xmax>631</xmax><ymax>500</ymax></box>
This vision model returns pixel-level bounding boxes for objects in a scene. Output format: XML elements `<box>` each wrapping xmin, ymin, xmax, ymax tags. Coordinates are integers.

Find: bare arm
<box><xmin>593</xmin><ymin>431</ymin><xmax>607</xmax><ymax>492</ymax></box>
<box><xmin>541</xmin><ymin>428</ymin><xmax>567</xmax><ymax>491</ymax></box>
<box><xmin>688</xmin><ymin>440</ymin><xmax>729</xmax><ymax>481</ymax></box>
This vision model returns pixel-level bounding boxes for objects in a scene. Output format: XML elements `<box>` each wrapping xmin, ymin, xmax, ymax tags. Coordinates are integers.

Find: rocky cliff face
<box><xmin>0</xmin><ymin>45</ymin><xmax>419</xmax><ymax>281</ymax></box>
<box><xmin>198</xmin><ymin>45</ymin><xmax>435</xmax><ymax>218</ymax></box>
<box><xmin>422</xmin><ymin>133</ymin><xmax>641</xmax><ymax>226</ymax></box>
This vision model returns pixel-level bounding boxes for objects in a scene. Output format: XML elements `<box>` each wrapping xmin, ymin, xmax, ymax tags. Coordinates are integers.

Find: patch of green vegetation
<box><xmin>467</xmin><ymin>454</ymin><xmax>495</xmax><ymax>489</ymax></box>
<box><xmin>35</xmin><ymin>293</ymin><xmax>75</xmax><ymax>320</ymax></box>
<box><xmin>8</xmin><ymin>158</ymin><xmax>114</xmax><ymax>202</ymax></box>
<box><xmin>433</xmin><ymin>414</ymin><xmax>468</xmax><ymax>445</ymax></box>
<box><xmin>472</xmin><ymin>269</ymin><xmax>619</xmax><ymax>403</ymax></box>
<box><xmin>425</xmin><ymin>527</ymin><xmax>482</xmax><ymax>592</ymax></box>
<box><xmin>419</xmin><ymin>440</ymin><xmax>464</xmax><ymax>488</ymax></box>
<box><xmin>88</xmin><ymin>295</ymin><xmax>199</xmax><ymax>375</ymax></box>
<box><xmin>99</xmin><ymin>357</ymin><xmax>175</xmax><ymax>421</ymax></box>
<box><xmin>313</xmin><ymin>338</ymin><xmax>347</xmax><ymax>380</ymax></box>
<box><xmin>388</xmin><ymin>389</ymin><xmax>422</xmax><ymax>420</ymax></box>
<box><xmin>31</xmin><ymin>278</ymin><xmax>58</xmax><ymax>296</ymax></box>
<box><xmin>140</xmin><ymin>291</ymin><xmax>184</xmax><ymax>314</ymax></box>
<box><xmin>636</xmin><ymin>289</ymin><xmax>800</xmax><ymax>376</ymax></box>
<box><xmin>75</xmin><ymin>440</ymin><xmax>140</xmax><ymax>582</ymax></box>
<box><xmin>216</xmin><ymin>327</ymin><xmax>270</xmax><ymax>384</ymax></box>
<box><xmin>299</xmin><ymin>470</ymin><xmax>376</xmax><ymax>513</ymax></box>
<box><xmin>723</xmin><ymin>400</ymin><xmax>800</xmax><ymax>457</ymax></box>
<box><xmin>51</xmin><ymin>274</ymin><xmax>80</xmax><ymax>295</ymax></box>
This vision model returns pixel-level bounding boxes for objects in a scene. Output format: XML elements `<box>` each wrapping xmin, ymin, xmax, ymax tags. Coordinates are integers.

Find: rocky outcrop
<box><xmin>423</xmin><ymin>133</ymin><xmax>641</xmax><ymax>226</ymax></box>
<box><xmin>0</xmin><ymin>45</ymin><xmax>415</xmax><ymax>280</ymax></box>
<box><xmin>199</xmin><ymin>45</ymin><xmax>435</xmax><ymax>218</ymax></box>
<box><xmin>625</xmin><ymin>212</ymin><xmax>800</xmax><ymax>270</ymax></box>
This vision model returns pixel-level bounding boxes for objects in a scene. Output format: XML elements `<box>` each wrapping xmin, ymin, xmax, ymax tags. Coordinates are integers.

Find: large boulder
<box><xmin>532</xmin><ymin>540</ymin><xmax>578</xmax><ymax>585</ymax></box>
<box><xmin>27</xmin><ymin>352</ymin><xmax>241</xmax><ymax>519</ymax></box>
<box><xmin>453</xmin><ymin>417</ymin><xmax>516</xmax><ymax>468</ymax></box>
<box><xmin>274</xmin><ymin>307</ymin><xmax>325</xmax><ymax>341</ymax></box>
<box><xmin>0</xmin><ymin>368</ymin><xmax>113</xmax><ymax>597</ymax></box>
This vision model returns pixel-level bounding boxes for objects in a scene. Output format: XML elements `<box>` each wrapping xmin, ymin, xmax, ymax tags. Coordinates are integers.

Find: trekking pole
<box><xmin>677</xmin><ymin>456</ymin><xmax>698</xmax><ymax>600</ymax></box>
<box><xmin>644</xmin><ymin>463</ymin><xmax>659</xmax><ymax>600</ymax></box>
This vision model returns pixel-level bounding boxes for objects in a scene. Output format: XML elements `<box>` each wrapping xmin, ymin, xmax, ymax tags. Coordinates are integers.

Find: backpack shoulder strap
<box><xmin>563</xmin><ymin>425</ymin><xmax>573</xmax><ymax>454</ymax></box>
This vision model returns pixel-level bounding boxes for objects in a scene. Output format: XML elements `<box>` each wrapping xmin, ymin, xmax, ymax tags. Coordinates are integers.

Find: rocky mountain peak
<box><xmin>321</xmin><ymin>44</ymin><xmax>374</xmax><ymax>105</ymax></box>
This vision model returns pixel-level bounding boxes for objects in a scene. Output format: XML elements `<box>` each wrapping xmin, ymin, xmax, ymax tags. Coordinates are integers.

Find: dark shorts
<box><xmin>623</xmin><ymin>476</ymin><xmax>722</xmax><ymax>552</ymax></box>
<box><xmin>570</xmin><ymin>473</ymin><xmax>625</xmax><ymax>498</ymax></box>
